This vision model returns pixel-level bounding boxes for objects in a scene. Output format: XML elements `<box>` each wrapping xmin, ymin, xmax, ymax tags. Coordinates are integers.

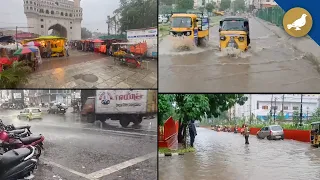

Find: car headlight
<box><xmin>238</xmin><ymin>37</ymin><xmax>244</xmax><ymax>42</ymax></box>
<box><xmin>186</xmin><ymin>31</ymin><xmax>191</xmax><ymax>36</ymax></box>
<box><xmin>220</xmin><ymin>36</ymin><xmax>226</xmax><ymax>41</ymax></box>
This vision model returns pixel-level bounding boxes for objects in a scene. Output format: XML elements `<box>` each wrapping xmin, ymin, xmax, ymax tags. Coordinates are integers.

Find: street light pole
<box><xmin>270</xmin><ymin>94</ymin><xmax>273</xmax><ymax>122</ymax></box>
<box><xmin>274</xmin><ymin>97</ymin><xmax>277</xmax><ymax>123</ymax></box>
<box><xmin>300</xmin><ymin>94</ymin><xmax>303</xmax><ymax>126</ymax></box>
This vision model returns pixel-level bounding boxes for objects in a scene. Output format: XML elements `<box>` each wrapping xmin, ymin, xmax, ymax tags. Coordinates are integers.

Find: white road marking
<box><xmin>42</xmin><ymin>159</ymin><xmax>95</xmax><ymax>180</ymax></box>
<box><xmin>86</xmin><ymin>152</ymin><xmax>156</xmax><ymax>179</ymax></box>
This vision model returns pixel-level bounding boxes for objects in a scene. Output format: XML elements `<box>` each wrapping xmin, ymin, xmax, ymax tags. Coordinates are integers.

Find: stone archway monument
<box><xmin>48</xmin><ymin>24</ymin><xmax>67</xmax><ymax>38</ymax></box>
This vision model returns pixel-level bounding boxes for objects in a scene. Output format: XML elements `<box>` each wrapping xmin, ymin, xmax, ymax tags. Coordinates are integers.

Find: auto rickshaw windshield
<box><xmin>221</xmin><ymin>20</ymin><xmax>246</xmax><ymax>31</ymax></box>
<box><xmin>171</xmin><ymin>17</ymin><xmax>192</xmax><ymax>28</ymax></box>
<box><xmin>312</xmin><ymin>124</ymin><xmax>320</xmax><ymax>130</ymax></box>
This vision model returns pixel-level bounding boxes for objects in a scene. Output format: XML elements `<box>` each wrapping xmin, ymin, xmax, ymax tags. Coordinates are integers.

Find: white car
<box><xmin>158</xmin><ymin>15</ymin><xmax>168</xmax><ymax>24</ymax></box>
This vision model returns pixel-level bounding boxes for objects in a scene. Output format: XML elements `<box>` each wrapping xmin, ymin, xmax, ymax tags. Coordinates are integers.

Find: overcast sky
<box><xmin>0</xmin><ymin>0</ymin><xmax>120</xmax><ymax>33</ymax></box>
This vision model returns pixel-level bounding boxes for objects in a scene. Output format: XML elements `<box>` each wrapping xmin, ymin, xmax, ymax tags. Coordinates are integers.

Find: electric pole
<box><xmin>274</xmin><ymin>97</ymin><xmax>277</xmax><ymax>123</ymax></box>
<box><xmin>270</xmin><ymin>94</ymin><xmax>273</xmax><ymax>123</ymax></box>
<box><xmin>249</xmin><ymin>94</ymin><xmax>252</xmax><ymax>124</ymax></box>
<box><xmin>300</xmin><ymin>94</ymin><xmax>303</xmax><ymax>126</ymax></box>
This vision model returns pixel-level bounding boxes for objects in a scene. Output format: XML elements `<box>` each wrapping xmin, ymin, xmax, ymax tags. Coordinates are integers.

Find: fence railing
<box><xmin>256</xmin><ymin>6</ymin><xmax>285</xmax><ymax>27</ymax></box>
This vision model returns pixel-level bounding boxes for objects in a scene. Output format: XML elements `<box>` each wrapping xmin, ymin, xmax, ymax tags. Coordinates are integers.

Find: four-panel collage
<box><xmin>0</xmin><ymin>0</ymin><xmax>320</xmax><ymax>179</ymax></box>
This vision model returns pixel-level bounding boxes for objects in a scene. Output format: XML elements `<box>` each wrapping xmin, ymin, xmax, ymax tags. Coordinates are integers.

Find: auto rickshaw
<box><xmin>170</xmin><ymin>11</ymin><xmax>209</xmax><ymax>46</ymax></box>
<box><xmin>311</xmin><ymin>122</ymin><xmax>320</xmax><ymax>147</ymax></box>
<box><xmin>219</xmin><ymin>17</ymin><xmax>250</xmax><ymax>52</ymax></box>
<box><xmin>111</xmin><ymin>42</ymin><xmax>147</xmax><ymax>68</ymax></box>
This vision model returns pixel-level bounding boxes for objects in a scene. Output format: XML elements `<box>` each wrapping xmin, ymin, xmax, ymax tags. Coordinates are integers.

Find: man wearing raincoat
<box><xmin>188</xmin><ymin>120</ymin><xmax>197</xmax><ymax>147</ymax></box>
<box><xmin>244</xmin><ymin>125</ymin><xmax>250</xmax><ymax>144</ymax></box>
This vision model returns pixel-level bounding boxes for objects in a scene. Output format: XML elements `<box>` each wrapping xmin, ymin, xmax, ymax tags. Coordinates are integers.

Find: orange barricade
<box><xmin>283</xmin><ymin>129</ymin><xmax>310</xmax><ymax>142</ymax></box>
<box><xmin>250</xmin><ymin>127</ymin><xmax>260</xmax><ymax>135</ymax></box>
<box><xmin>158</xmin><ymin>116</ymin><xmax>178</xmax><ymax>150</ymax></box>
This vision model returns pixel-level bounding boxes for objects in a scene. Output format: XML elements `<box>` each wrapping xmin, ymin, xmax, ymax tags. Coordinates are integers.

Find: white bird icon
<box><xmin>287</xmin><ymin>14</ymin><xmax>308</xmax><ymax>30</ymax></box>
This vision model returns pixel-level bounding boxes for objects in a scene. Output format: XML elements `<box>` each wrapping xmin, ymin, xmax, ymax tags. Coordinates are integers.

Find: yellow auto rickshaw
<box><xmin>219</xmin><ymin>17</ymin><xmax>250</xmax><ymax>51</ymax></box>
<box><xmin>170</xmin><ymin>12</ymin><xmax>209</xmax><ymax>46</ymax></box>
<box><xmin>311</xmin><ymin>122</ymin><xmax>320</xmax><ymax>147</ymax></box>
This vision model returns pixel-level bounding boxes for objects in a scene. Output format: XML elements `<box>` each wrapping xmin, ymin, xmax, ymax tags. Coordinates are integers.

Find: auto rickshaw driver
<box><xmin>219</xmin><ymin>17</ymin><xmax>250</xmax><ymax>51</ymax></box>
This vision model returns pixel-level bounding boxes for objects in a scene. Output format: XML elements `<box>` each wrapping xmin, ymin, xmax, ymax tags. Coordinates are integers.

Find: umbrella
<box><xmin>93</xmin><ymin>39</ymin><xmax>104</xmax><ymax>43</ymax></box>
<box><xmin>0</xmin><ymin>57</ymin><xmax>11</xmax><ymax>65</ymax></box>
<box><xmin>26</xmin><ymin>41</ymin><xmax>41</xmax><ymax>47</ymax></box>
<box><xmin>13</xmin><ymin>47</ymin><xmax>38</xmax><ymax>56</ymax></box>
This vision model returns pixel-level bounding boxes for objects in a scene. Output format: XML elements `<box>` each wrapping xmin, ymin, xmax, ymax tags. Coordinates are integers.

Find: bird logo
<box><xmin>283</xmin><ymin>7</ymin><xmax>313</xmax><ymax>37</ymax></box>
<box><xmin>287</xmin><ymin>14</ymin><xmax>307</xmax><ymax>31</ymax></box>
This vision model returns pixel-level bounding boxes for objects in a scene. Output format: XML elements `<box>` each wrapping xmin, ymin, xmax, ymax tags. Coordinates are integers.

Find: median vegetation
<box><xmin>159</xmin><ymin>147</ymin><xmax>196</xmax><ymax>154</ymax></box>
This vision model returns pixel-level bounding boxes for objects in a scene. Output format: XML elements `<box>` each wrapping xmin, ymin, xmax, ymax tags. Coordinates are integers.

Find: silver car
<box><xmin>257</xmin><ymin>125</ymin><xmax>284</xmax><ymax>140</ymax></box>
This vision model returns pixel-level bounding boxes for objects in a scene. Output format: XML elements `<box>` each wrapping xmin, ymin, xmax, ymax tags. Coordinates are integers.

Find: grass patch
<box><xmin>159</xmin><ymin>147</ymin><xmax>196</xmax><ymax>154</ymax></box>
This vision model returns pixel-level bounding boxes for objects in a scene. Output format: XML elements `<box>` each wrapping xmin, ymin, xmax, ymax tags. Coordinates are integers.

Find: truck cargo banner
<box><xmin>95</xmin><ymin>90</ymin><xmax>148</xmax><ymax>114</ymax></box>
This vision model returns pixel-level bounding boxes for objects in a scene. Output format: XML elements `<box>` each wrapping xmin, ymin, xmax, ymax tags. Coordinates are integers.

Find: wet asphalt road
<box><xmin>159</xmin><ymin>17</ymin><xmax>320</xmax><ymax>92</ymax></box>
<box><xmin>159</xmin><ymin>127</ymin><xmax>320</xmax><ymax>180</ymax></box>
<box><xmin>0</xmin><ymin>109</ymin><xmax>157</xmax><ymax>180</ymax></box>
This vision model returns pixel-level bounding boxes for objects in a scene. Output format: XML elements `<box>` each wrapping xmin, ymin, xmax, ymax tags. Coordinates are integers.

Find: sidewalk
<box><xmin>21</xmin><ymin>52</ymin><xmax>157</xmax><ymax>88</ymax></box>
<box><xmin>255</xmin><ymin>17</ymin><xmax>320</xmax><ymax>62</ymax></box>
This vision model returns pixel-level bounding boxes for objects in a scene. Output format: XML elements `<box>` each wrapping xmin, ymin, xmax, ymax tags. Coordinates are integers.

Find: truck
<box><xmin>81</xmin><ymin>90</ymin><xmax>157</xmax><ymax>127</ymax></box>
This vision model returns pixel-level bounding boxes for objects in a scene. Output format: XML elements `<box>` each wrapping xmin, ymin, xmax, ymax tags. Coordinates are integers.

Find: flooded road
<box><xmin>0</xmin><ymin>108</ymin><xmax>157</xmax><ymax>180</ymax></box>
<box><xmin>159</xmin><ymin>17</ymin><xmax>320</xmax><ymax>92</ymax></box>
<box><xmin>159</xmin><ymin>127</ymin><xmax>320</xmax><ymax>180</ymax></box>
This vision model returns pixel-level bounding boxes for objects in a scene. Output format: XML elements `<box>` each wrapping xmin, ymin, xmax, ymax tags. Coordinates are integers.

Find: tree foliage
<box><xmin>176</xmin><ymin>0</ymin><xmax>194</xmax><ymax>10</ymax></box>
<box><xmin>233</xmin><ymin>0</ymin><xmax>246</xmax><ymax>12</ymax></box>
<box><xmin>0</xmin><ymin>61</ymin><xmax>32</xmax><ymax>88</ymax></box>
<box><xmin>158</xmin><ymin>94</ymin><xmax>247</xmax><ymax>144</ymax></box>
<box><xmin>220</xmin><ymin>0</ymin><xmax>231</xmax><ymax>11</ymax></box>
<box><xmin>81</xmin><ymin>27</ymin><xmax>92</xmax><ymax>39</ymax></box>
<box><xmin>114</xmin><ymin>0</ymin><xmax>157</xmax><ymax>33</ymax></box>
<box><xmin>205</xmin><ymin>2</ymin><xmax>215</xmax><ymax>13</ymax></box>
<box><xmin>292</xmin><ymin>111</ymin><xmax>300</xmax><ymax>126</ymax></box>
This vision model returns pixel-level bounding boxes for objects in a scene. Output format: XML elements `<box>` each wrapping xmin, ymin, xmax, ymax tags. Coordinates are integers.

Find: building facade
<box><xmin>23</xmin><ymin>0</ymin><xmax>82</xmax><ymax>40</ymax></box>
<box><xmin>232</xmin><ymin>94</ymin><xmax>320</xmax><ymax>121</ymax></box>
<box><xmin>28</xmin><ymin>90</ymin><xmax>80</xmax><ymax>106</ymax></box>
<box><xmin>252</xmin><ymin>0</ymin><xmax>277</xmax><ymax>9</ymax></box>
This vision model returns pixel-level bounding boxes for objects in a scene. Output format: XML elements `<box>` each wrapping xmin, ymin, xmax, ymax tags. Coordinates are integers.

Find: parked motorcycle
<box><xmin>0</xmin><ymin>120</ymin><xmax>32</xmax><ymax>135</ymax></box>
<box><xmin>0</xmin><ymin>145</ymin><xmax>38</xmax><ymax>180</ymax></box>
<box><xmin>0</xmin><ymin>124</ymin><xmax>44</xmax><ymax>158</ymax></box>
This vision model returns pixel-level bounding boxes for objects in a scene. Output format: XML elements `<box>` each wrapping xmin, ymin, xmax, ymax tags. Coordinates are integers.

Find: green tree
<box><xmin>81</xmin><ymin>27</ymin><xmax>92</xmax><ymax>39</ymax></box>
<box><xmin>205</xmin><ymin>2</ymin><xmax>215</xmax><ymax>13</ymax></box>
<box><xmin>115</xmin><ymin>0</ymin><xmax>157</xmax><ymax>33</ymax></box>
<box><xmin>233</xmin><ymin>0</ymin><xmax>246</xmax><ymax>12</ymax></box>
<box><xmin>158</xmin><ymin>94</ymin><xmax>174</xmax><ymax>126</ymax></box>
<box><xmin>309</xmin><ymin>108</ymin><xmax>320</xmax><ymax>123</ymax></box>
<box><xmin>277</xmin><ymin>112</ymin><xmax>285</xmax><ymax>121</ymax></box>
<box><xmin>176</xmin><ymin>0</ymin><xmax>194</xmax><ymax>10</ymax></box>
<box><xmin>174</xmin><ymin>94</ymin><xmax>247</xmax><ymax>144</ymax></box>
<box><xmin>220</xmin><ymin>0</ymin><xmax>231</xmax><ymax>11</ymax></box>
<box><xmin>293</xmin><ymin>111</ymin><xmax>300</xmax><ymax>126</ymax></box>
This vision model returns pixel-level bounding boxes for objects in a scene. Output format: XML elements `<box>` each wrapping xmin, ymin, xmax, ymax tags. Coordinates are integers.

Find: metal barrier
<box><xmin>158</xmin><ymin>116</ymin><xmax>179</xmax><ymax>150</ymax></box>
<box><xmin>256</xmin><ymin>6</ymin><xmax>285</xmax><ymax>27</ymax></box>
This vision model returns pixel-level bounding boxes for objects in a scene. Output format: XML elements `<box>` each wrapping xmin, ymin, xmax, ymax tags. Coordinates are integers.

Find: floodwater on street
<box><xmin>159</xmin><ymin>17</ymin><xmax>320</xmax><ymax>92</ymax></box>
<box><xmin>0</xmin><ymin>109</ymin><xmax>157</xmax><ymax>180</ymax></box>
<box><xmin>159</xmin><ymin>127</ymin><xmax>320</xmax><ymax>180</ymax></box>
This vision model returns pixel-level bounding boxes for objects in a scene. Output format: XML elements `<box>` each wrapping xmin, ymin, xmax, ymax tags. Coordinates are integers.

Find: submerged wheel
<box><xmin>120</xmin><ymin>117</ymin><xmax>130</xmax><ymax>127</ymax></box>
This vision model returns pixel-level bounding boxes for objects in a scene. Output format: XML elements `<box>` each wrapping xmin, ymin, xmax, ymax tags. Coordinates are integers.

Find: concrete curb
<box><xmin>158</xmin><ymin>152</ymin><xmax>185</xmax><ymax>157</ymax></box>
<box><xmin>254</xmin><ymin>17</ymin><xmax>320</xmax><ymax>64</ymax></box>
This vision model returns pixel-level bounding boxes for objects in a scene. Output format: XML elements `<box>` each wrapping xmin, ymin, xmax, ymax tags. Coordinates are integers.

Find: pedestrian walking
<box><xmin>65</xmin><ymin>43</ymin><xmax>69</xmax><ymax>57</ymax></box>
<box><xmin>244</xmin><ymin>124</ymin><xmax>250</xmax><ymax>144</ymax></box>
<box><xmin>188</xmin><ymin>120</ymin><xmax>197</xmax><ymax>147</ymax></box>
<box><xmin>47</xmin><ymin>45</ymin><xmax>52</xmax><ymax>58</ymax></box>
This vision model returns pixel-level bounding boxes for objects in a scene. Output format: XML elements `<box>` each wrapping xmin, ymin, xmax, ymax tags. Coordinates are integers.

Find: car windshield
<box><xmin>171</xmin><ymin>17</ymin><xmax>192</xmax><ymax>28</ymax></box>
<box><xmin>271</xmin><ymin>126</ymin><xmax>283</xmax><ymax>131</ymax></box>
<box><xmin>221</xmin><ymin>20</ymin><xmax>245</xmax><ymax>31</ymax></box>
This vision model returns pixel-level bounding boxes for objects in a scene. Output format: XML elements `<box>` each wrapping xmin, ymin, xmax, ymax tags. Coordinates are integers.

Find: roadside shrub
<box><xmin>0</xmin><ymin>61</ymin><xmax>32</xmax><ymax>88</ymax></box>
